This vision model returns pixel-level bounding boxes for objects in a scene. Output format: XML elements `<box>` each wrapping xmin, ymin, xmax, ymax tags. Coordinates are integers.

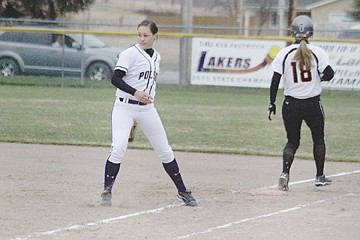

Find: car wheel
<box><xmin>87</xmin><ymin>61</ymin><xmax>112</xmax><ymax>81</ymax></box>
<box><xmin>0</xmin><ymin>57</ymin><xmax>20</xmax><ymax>77</ymax></box>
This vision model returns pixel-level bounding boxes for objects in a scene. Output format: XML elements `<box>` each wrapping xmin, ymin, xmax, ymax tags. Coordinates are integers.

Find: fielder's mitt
<box><xmin>128</xmin><ymin>122</ymin><xmax>137</xmax><ymax>142</ymax></box>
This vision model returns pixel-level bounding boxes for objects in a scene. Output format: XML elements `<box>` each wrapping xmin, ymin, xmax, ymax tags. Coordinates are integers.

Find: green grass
<box><xmin>0</xmin><ymin>77</ymin><xmax>359</xmax><ymax>162</ymax></box>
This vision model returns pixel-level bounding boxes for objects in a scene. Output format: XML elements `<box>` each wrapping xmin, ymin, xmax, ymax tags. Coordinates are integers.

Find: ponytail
<box><xmin>293</xmin><ymin>39</ymin><xmax>312</xmax><ymax>70</ymax></box>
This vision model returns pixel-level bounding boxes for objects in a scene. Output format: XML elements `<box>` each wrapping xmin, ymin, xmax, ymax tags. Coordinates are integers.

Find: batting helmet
<box><xmin>291</xmin><ymin>15</ymin><xmax>313</xmax><ymax>38</ymax></box>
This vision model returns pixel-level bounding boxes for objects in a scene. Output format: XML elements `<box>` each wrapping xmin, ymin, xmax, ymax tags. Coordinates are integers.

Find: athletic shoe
<box><xmin>100</xmin><ymin>190</ymin><xmax>112</xmax><ymax>206</ymax></box>
<box><xmin>177</xmin><ymin>190</ymin><xmax>198</xmax><ymax>207</ymax></box>
<box><xmin>278</xmin><ymin>172</ymin><xmax>289</xmax><ymax>191</ymax></box>
<box><xmin>315</xmin><ymin>175</ymin><xmax>332</xmax><ymax>187</ymax></box>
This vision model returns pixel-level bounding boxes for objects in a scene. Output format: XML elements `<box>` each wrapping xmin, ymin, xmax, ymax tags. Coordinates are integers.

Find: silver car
<box><xmin>0</xmin><ymin>29</ymin><xmax>122</xmax><ymax>80</ymax></box>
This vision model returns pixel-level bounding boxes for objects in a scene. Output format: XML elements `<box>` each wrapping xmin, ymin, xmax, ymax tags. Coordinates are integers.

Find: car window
<box><xmin>68</xmin><ymin>33</ymin><xmax>106</xmax><ymax>48</ymax></box>
<box><xmin>52</xmin><ymin>34</ymin><xmax>80</xmax><ymax>48</ymax></box>
<box><xmin>0</xmin><ymin>31</ymin><xmax>24</xmax><ymax>42</ymax></box>
<box><xmin>64</xmin><ymin>35</ymin><xmax>75</xmax><ymax>48</ymax></box>
<box><xmin>23</xmin><ymin>32</ymin><xmax>52</xmax><ymax>45</ymax></box>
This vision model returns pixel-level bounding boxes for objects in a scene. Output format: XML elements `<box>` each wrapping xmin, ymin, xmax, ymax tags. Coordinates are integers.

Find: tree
<box><xmin>209</xmin><ymin>0</ymin><xmax>273</xmax><ymax>35</ymax></box>
<box><xmin>347</xmin><ymin>0</ymin><xmax>360</xmax><ymax>21</ymax></box>
<box><xmin>255</xmin><ymin>0</ymin><xmax>272</xmax><ymax>35</ymax></box>
<box><xmin>0</xmin><ymin>0</ymin><xmax>95</xmax><ymax>20</ymax></box>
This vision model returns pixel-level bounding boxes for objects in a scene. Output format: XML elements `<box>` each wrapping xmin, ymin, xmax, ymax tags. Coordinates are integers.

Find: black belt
<box><xmin>119</xmin><ymin>97</ymin><xmax>146</xmax><ymax>105</ymax></box>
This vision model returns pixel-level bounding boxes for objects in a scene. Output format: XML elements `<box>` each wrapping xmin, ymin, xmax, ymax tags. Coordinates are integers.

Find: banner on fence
<box><xmin>190</xmin><ymin>37</ymin><xmax>287</xmax><ymax>88</ymax></box>
<box><xmin>313</xmin><ymin>41</ymin><xmax>360</xmax><ymax>90</ymax></box>
<box><xmin>191</xmin><ymin>37</ymin><xmax>360</xmax><ymax>91</ymax></box>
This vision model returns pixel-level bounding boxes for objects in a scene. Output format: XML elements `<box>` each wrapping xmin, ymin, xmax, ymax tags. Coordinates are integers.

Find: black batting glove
<box><xmin>267</xmin><ymin>102</ymin><xmax>276</xmax><ymax>121</ymax></box>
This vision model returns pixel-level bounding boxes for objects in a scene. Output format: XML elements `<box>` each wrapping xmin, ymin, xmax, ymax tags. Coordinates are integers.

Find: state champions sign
<box><xmin>190</xmin><ymin>37</ymin><xmax>286</xmax><ymax>88</ymax></box>
<box><xmin>313</xmin><ymin>41</ymin><xmax>360</xmax><ymax>91</ymax></box>
<box><xmin>191</xmin><ymin>37</ymin><xmax>360</xmax><ymax>91</ymax></box>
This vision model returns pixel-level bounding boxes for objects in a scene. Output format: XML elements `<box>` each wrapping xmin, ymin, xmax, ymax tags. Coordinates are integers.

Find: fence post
<box><xmin>179</xmin><ymin>0</ymin><xmax>192</xmax><ymax>86</ymax></box>
<box><xmin>61</xmin><ymin>34</ymin><xmax>65</xmax><ymax>87</ymax></box>
<box><xmin>278</xmin><ymin>0</ymin><xmax>286</xmax><ymax>36</ymax></box>
<box><xmin>80</xmin><ymin>33</ymin><xmax>85</xmax><ymax>85</ymax></box>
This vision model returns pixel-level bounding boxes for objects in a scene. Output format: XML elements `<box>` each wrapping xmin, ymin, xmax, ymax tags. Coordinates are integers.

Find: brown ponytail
<box><xmin>293</xmin><ymin>39</ymin><xmax>312</xmax><ymax>70</ymax></box>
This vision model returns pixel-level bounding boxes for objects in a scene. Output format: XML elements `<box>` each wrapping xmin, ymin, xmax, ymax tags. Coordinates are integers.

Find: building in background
<box><xmin>66</xmin><ymin>0</ymin><xmax>358</xmax><ymax>38</ymax></box>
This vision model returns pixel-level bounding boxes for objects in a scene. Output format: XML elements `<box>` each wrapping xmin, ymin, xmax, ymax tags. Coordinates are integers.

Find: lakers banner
<box><xmin>191</xmin><ymin>37</ymin><xmax>286</xmax><ymax>88</ymax></box>
<box><xmin>191</xmin><ymin>37</ymin><xmax>360</xmax><ymax>91</ymax></box>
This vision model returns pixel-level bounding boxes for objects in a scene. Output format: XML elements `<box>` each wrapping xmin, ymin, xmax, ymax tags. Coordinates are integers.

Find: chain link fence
<box><xmin>0</xmin><ymin>17</ymin><xmax>359</xmax><ymax>88</ymax></box>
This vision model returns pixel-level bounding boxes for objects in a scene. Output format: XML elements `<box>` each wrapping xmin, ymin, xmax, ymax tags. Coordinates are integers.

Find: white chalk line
<box><xmin>12</xmin><ymin>202</ymin><xmax>184</xmax><ymax>240</ymax></box>
<box><xmin>12</xmin><ymin>169</ymin><xmax>360</xmax><ymax>240</ymax></box>
<box><xmin>263</xmin><ymin>169</ymin><xmax>360</xmax><ymax>189</ymax></box>
<box><xmin>177</xmin><ymin>193</ymin><xmax>355</xmax><ymax>239</ymax></box>
<box><xmin>178</xmin><ymin>169</ymin><xmax>360</xmax><ymax>239</ymax></box>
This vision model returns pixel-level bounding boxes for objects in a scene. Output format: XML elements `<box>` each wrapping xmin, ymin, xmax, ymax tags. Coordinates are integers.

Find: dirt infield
<box><xmin>1</xmin><ymin>143</ymin><xmax>359</xmax><ymax>240</ymax></box>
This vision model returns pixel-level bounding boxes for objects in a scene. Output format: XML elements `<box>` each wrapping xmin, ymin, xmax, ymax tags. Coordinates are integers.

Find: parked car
<box><xmin>0</xmin><ymin>27</ymin><xmax>123</xmax><ymax>80</ymax></box>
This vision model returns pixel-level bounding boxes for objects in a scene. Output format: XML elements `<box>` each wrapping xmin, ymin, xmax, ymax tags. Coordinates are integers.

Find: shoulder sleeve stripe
<box><xmin>114</xmin><ymin>66</ymin><xmax>128</xmax><ymax>72</ymax></box>
<box><xmin>311</xmin><ymin>51</ymin><xmax>320</xmax><ymax>75</ymax></box>
<box><xmin>282</xmin><ymin>48</ymin><xmax>297</xmax><ymax>74</ymax></box>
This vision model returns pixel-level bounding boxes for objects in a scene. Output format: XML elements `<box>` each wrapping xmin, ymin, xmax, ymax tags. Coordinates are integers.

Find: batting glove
<box><xmin>267</xmin><ymin>102</ymin><xmax>276</xmax><ymax>121</ymax></box>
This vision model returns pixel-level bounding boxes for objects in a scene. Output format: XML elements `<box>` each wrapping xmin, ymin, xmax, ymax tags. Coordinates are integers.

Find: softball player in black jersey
<box><xmin>100</xmin><ymin>20</ymin><xmax>197</xmax><ymax>206</ymax></box>
<box><xmin>267</xmin><ymin>15</ymin><xmax>335</xmax><ymax>191</ymax></box>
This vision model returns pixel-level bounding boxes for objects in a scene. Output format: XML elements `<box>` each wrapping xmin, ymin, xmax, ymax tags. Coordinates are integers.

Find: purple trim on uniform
<box><xmin>148</xmin><ymin>53</ymin><xmax>158</xmax><ymax>96</ymax></box>
<box><xmin>114</xmin><ymin>66</ymin><xmax>128</xmax><ymax>73</ymax></box>
<box><xmin>134</xmin><ymin>45</ymin><xmax>156</xmax><ymax>95</ymax></box>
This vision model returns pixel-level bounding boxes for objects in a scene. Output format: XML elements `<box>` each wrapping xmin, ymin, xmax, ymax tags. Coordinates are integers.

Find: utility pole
<box><xmin>287</xmin><ymin>0</ymin><xmax>296</xmax><ymax>28</ymax></box>
<box><xmin>179</xmin><ymin>0</ymin><xmax>192</xmax><ymax>86</ymax></box>
<box><xmin>237</xmin><ymin>0</ymin><xmax>244</xmax><ymax>35</ymax></box>
<box><xmin>278</xmin><ymin>0</ymin><xmax>285</xmax><ymax>36</ymax></box>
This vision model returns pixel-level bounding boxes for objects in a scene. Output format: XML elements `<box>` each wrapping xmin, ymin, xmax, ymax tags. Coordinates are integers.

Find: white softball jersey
<box><xmin>108</xmin><ymin>43</ymin><xmax>175</xmax><ymax>164</ymax></box>
<box><xmin>272</xmin><ymin>43</ymin><xmax>330</xmax><ymax>99</ymax></box>
<box><xmin>114</xmin><ymin>43</ymin><xmax>160</xmax><ymax>99</ymax></box>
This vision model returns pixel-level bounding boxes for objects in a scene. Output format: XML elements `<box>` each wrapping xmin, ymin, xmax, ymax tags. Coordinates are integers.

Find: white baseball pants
<box><xmin>107</xmin><ymin>98</ymin><xmax>174</xmax><ymax>164</ymax></box>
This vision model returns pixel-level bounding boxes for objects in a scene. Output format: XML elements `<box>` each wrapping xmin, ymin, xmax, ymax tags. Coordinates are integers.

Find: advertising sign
<box><xmin>191</xmin><ymin>37</ymin><xmax>360</xmax><ymax>91</ymax></box>
<box><xmin>191</xmin><ymin>37</ymin><xmax>287</xmax><ymax>88</ymax></box>
<box><xmin>313</xmin><ymin>42</ymin><xmax>360</xmax><ymax>90</ymax></box>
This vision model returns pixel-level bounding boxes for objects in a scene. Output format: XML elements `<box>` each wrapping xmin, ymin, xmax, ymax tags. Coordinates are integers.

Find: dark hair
<box><xmin>137</xmin><ymin>20</ymin><xmax>158</xmax><ymax>35</ymax></box>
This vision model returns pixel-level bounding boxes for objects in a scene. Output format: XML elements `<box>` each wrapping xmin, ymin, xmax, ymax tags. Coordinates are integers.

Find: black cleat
<box><xmin>315</xmin><ymin>175</ymin><xmax>332</xmax><ymax>187</ymax></box>
<box><xmin>100</xmin><ymin>190</ymin><xmax>112</xmax><ymax>206</ymax></box>
<box><xmin>177</xmin><ymin>190</ymin><xmax>198</xmax><ymax>207</ymax></box>
<box><xmin>278</xmin><ymin>172</ymin><xmax>289</xmax><ymax>191</ymax></box>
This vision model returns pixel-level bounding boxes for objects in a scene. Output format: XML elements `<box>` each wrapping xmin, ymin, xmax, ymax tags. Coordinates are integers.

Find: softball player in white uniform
<box><xmin>100</xmin><ymin>20</ymin><xmax>197</xmax><ymax>207</ymax></box>
<box><xmin>267</xmin><ymin>15</ymin><xmax>334</xmax><ymax>191</ymax></box>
